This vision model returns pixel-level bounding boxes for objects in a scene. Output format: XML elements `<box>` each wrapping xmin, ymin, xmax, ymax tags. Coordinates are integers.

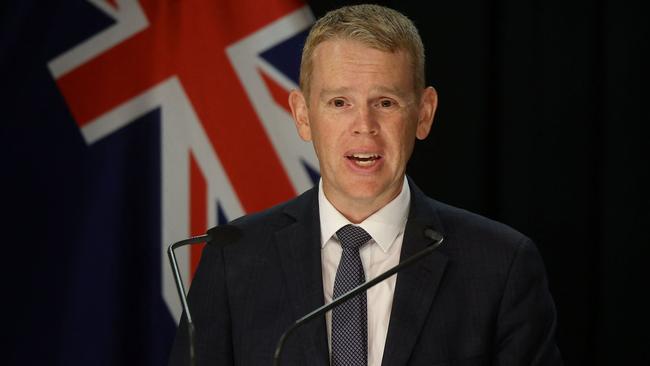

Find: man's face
<box><xmin>290</xmin><ymin>39</ymin><xmax>437</xmax><ymax>218</ymax></box>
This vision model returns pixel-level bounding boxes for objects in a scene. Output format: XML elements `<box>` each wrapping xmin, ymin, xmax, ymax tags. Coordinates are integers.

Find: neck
<box><xmin>323</xmin><ymin>179</ymin><xmax>405</xmax><ymax>224</ymax></box>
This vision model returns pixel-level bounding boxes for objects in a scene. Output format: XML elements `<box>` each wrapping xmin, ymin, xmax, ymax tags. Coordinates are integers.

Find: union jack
<box><xmin>47</xmin><ymin>0</ymin><xmax>319</xmax><ymax>322</ymax></box>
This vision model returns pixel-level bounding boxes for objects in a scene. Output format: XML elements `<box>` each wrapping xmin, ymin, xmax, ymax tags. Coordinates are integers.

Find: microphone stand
<box><xmin>272</xmin><ymin>229</ymin><xmax>443</xmax><ymax>366</ymax></box>
<box><xmin>168</xmin><ymin>234</ymin><xmax>210</xmax><ymax>366</ymax></box>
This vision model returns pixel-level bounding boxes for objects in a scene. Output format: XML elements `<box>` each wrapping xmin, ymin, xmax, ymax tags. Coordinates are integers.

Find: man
<box><xmin>169</xmin><ymin>4</ymin><xmax>562</xmax><ymax>365</ymax></box>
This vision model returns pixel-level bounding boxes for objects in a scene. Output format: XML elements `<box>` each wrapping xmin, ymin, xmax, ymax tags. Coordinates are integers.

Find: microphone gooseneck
<box><xmin>167</xmin><ymin>225</ymin><xmax>242</xmax><ymax>366</ymax></box>
<box><xmin>168</xmin><ymin>234</ymin><xmax>210</xmax><ymax>366</ymax></box>
<box><xmin>272</xmin><ymin>228</ymin><xmax>444</xmax><ymax>366</ymax></box>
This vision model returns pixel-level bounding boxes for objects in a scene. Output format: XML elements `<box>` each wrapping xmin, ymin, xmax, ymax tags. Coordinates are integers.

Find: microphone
<box><xmin>272</xmin><ymin>228</ymin><xmax>444</xmax><ymax>366</ymax></box>
<box><xmin>167</xmin><ymin>225</ymin><xmax>241</xmax><ymax>366</ymax></box>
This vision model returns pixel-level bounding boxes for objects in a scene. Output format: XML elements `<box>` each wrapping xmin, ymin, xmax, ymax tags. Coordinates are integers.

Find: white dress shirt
<box><xmin>319</xmin><ymin>178</ymin><xmax>410</xmax><ymax>366</ymax></box>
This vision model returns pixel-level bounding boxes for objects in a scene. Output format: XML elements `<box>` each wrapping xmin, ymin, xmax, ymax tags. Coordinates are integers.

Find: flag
<box><xmin>2</xmin><ymin>0</ymin><xmax>318</xmax><ymax>364</ymax></box>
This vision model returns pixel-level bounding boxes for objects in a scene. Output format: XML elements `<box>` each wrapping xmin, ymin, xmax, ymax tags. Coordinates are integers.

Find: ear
<box><xmin>289</xmin><ymin>89</ymin><xmax>312</xmax><ymax>142</ymax></box>
<box><xmin>415</xmin><ymin>86</ymin><xmax>438</xmax><ymax>140</ymax></box>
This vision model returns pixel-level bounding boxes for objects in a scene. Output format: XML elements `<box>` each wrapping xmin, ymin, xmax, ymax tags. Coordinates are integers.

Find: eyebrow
<box><xmin>374</xmin><ymin>86</ymin><xmax>410</xmax><ymax>99</ymax></box>
<box><xmin>319</xmin><ymin>86</ymin><xmax>410</xmax><ymax>100</ymax></box>
<box><xmin>319</xmin><ymin>87</ymin><xmax>352</xmax><ymax>100</ymax></box>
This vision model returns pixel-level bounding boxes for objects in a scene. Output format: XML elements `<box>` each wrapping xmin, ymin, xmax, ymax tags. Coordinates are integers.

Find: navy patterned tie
<box><xmin>332</xmin><ymin>224</ymin><xmax>371</xmax><ymax>366</ymax></box>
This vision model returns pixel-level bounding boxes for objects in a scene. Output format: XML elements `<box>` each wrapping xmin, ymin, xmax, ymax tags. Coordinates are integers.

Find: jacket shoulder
<box><xmin>218</xmin><ymin>187</ymin><xmax>317</xmax><ymax>248</ymax></box>
<box><xmin>423</xmin><ymin>196</ymin><xmax>532</xmax><ymax>256</ymax></box>
<box><xmin>233</xmin><ymin>187</ymin><xmax>313</xmax><ymax>222</ymax></box>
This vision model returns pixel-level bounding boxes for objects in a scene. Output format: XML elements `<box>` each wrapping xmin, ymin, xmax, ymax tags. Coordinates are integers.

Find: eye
<box><xmin>329</xmin><ymin>98</ymin><xmax>348</xmax><ymax>108</ymax></box>
<box><xmin>377</xmin><ymin>98</ymin><xmax>397</xmax><ymax>108</ymax></box>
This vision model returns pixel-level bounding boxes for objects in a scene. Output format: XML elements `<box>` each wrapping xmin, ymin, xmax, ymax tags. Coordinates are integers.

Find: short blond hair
<box><xmin>299</xmin><ymin>4</ymin><xmax>425</xmax><ymax>100</ymax></box>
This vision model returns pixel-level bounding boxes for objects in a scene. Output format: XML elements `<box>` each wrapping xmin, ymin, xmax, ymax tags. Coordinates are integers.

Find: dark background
<box><xmin>307</xmin><ymin>0</ymin><xmax>649</xmax><ymax>364</ymax></box>
<box><xmin>2</xmin><ymin>0</ymin><xmax>648</xmax><ymax>364</ymax></box>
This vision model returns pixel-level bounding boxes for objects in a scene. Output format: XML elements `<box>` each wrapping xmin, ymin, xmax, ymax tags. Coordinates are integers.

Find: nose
<box><xmin>352</xmin><ymin>105</ymin><xmax>379</xmax><ymax>136</ymax></box>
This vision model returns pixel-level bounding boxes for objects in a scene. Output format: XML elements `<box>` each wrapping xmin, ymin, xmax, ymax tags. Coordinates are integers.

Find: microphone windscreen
<box><xmin>206</xmin><ymin>225</ymin><xmax>242</xmax><ymax>247</ymax></box>
<box><xmin>423</xmin><ymin>228</ymin><xmax>443</xmax><ymax>244</ymax></box>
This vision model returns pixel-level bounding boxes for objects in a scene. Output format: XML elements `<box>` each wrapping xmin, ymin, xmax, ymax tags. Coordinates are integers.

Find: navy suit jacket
<box><xmin>169</xmin><ymin>180</ymin><xmax>562</xmax><ymax>365</ymax></box>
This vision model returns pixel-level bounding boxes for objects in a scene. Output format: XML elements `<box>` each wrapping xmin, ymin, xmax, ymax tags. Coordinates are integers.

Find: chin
<box><xmin>342</xmin><ymin>180</ymin><xmax>388</xmax><ymax>201</ymax></box>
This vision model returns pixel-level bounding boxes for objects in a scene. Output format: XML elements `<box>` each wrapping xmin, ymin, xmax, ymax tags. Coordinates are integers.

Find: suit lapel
<box><xmin>274</xmin><ymin>188</ymin><xmax>329</xmax><ymax>366</ymax></box>
<box><xmin>381</xmin><ymin>181</ymin><xmax>449</xmax><ymax>366</ymax></box>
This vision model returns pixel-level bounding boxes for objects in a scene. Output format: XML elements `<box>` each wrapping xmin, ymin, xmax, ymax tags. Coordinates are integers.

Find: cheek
<box><xmin>389</xmin><ymin>125</ymin><xmax>416</xmax><ymax>162</ymax></box>
<box><xmin>310</xmin><ymin>124</ymin><xmax>338</xmax><ymax>161</ymax></box>
<box><xmin>311</xmin><ymin>116</ymin><xmax>345</xmax><ymax>148</ymax></box>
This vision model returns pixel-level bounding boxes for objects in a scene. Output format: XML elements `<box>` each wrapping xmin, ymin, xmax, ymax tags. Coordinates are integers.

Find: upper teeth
<box><xmin>351</xmin><ymin>153</ymin><xmax>379</xmax><ymax>159</ymax></box>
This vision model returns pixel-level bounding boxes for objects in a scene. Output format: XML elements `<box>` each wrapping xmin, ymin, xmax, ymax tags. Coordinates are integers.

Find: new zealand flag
<box><xmin>2</xmin><ymin>1</ymin><xmax>318</xmax><ymax>364</ymax></box>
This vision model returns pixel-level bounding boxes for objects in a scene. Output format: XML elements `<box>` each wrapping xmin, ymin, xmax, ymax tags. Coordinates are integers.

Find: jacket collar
<box><xmin>273</xmin><ymin>178</ymin><xmax>449</xmax><ymax>365</ymax></box>
<box><xmin>381</xmin><ymin>178</ymin><xmax>449</xmax><ymax>365</ymax></box>
<box><xmin>274</xmin><ymin>186</ymin><xmax>329</xmax><ymax>365</ymax></box>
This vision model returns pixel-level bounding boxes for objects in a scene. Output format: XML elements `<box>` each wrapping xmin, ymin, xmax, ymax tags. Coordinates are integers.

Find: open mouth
<box><xmin>345</xmin><ymin>153</ymin><xmax>382</xmax><ymax>166</ymax></box>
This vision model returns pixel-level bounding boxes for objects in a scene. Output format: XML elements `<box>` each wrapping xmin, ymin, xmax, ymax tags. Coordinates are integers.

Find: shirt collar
<box><xmin>318</xmin><ymin>178</ymin><xmax>411</xmax><ymax>253</ymax></box>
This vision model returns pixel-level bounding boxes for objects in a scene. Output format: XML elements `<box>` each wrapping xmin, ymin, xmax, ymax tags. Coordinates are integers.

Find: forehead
<box><xmin>309</xmin><ymin>39</ymin><xmax>415</xmax><ymax>94</ymax></box>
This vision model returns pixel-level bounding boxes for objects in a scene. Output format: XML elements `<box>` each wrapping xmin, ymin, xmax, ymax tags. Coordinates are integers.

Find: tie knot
<box><xmin>336</xmin><ymin>224</ymin><xmax>371</xmax><ymax>250</ymax></box>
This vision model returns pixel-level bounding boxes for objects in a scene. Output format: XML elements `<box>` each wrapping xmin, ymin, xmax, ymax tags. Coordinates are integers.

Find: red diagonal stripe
<box><xmin>260</xmin><ymin>68</ymin><xmax>292</xmax><ymax>114</ymax></box>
